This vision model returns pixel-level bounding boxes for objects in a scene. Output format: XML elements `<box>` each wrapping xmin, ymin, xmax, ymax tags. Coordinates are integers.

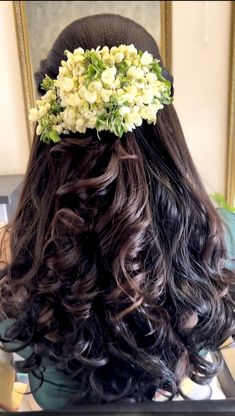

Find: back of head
<box><xmin>35</xmin><ymin>14</ymin><xmax>172</xmax><ymax>93</ymax></box>
<box><xmin>0</xmin><ymin>13</ymin><xmax>234</xmax><ymax>404</ymax></box>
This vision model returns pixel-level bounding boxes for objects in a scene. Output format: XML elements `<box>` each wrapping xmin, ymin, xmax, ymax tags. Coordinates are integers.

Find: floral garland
<box><xmin>29</xmin><ymin>44</ymin><xmax>173</xmax><ymax>143</ymax></box>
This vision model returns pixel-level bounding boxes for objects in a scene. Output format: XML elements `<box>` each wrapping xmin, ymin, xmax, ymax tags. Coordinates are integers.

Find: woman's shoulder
<box><xmin>217</xmin><ymin>208</ymin><xmax>235</xmax><ymax>242</ymax></box>
<box><xmin>217</xmin><ymin>208</ymin><xmax>235</xmax><ymax>269</ymax></box>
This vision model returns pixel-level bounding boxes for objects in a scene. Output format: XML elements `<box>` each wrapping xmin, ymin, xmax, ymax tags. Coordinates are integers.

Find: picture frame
<box><xmin>226</xmin><ymin>2</ymin><xmax>235</xmax><ymax>207</ymax></box>
<box><xmin>13</xmin><ymin>0</ymin><xmax>172</xmax><ymax>147</ymax></box>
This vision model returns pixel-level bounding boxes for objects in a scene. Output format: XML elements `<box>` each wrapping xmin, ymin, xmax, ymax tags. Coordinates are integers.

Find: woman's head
<box><xmin>35</xmin><ymin>14</ymin><xmax>173</xmax><ymax>95</ymax></box>
<box><xmin>0</xmin><ymin>14</ymin><xmax>235</xmax><ymax>404</ymax></box>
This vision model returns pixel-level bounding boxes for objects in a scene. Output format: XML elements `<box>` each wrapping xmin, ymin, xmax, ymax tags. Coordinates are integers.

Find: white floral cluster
<box><xmin>29</xmin><ymin>44</ymin><xmax>172</xmax><ymax>143</ymax></box>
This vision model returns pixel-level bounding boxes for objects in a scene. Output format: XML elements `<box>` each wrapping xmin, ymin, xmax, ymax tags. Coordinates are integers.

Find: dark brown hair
<box><xmin>0</xmin><ymin>14</ymin><xmax>235</xmax><ymax>404</ymax></box>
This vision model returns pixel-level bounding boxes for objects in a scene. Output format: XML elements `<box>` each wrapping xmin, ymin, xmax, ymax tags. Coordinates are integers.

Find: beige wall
<box><xmin>172</xmin><ymin>0</ymin><xmax>231</xmax><ymax>195</ymax></box>
<box><xmin>0</xmin><ymin>1</ymin><xmax>232</xmax><ymax>195</ymax></box>
<box><xmin>0</xmin><ymin>1</ymin><xmax>29</xmax><ymax>175</ymax></box>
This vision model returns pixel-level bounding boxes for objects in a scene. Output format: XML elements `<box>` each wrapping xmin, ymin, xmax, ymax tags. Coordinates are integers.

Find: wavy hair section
<box><xmin>1</xmin><ymin>112</ymin><xmax>235</xmax><ymax>403</ymax></box>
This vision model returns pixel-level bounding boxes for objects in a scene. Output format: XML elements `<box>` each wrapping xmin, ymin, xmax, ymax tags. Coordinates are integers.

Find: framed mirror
<box><xmin>226</xmin><ymin>2</ymin><xmax>235</xmax><ymax>207</ymax></box>
<box><xmin>13</xmin><ymin>0</ymin><xmax>172</xmax><ymax>144</ymax></box>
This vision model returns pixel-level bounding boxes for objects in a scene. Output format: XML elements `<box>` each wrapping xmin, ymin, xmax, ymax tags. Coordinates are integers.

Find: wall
<box><xmin>172</xmin><ymin>0</ymin><xmax>231</xmax><ymax>195</ymax></box>
<box><xmin>0</xmin><ymin>1</ymin><xmax>29</xmax><ymax>175</ymax></box>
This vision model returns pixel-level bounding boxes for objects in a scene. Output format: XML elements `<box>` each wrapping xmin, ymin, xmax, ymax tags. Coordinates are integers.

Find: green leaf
<box><xmin>164</xmin><ymin>79</ymin><xmax>172</xmax><ymax>90</ymax></box>
<box><xmin>211</xmin><ymin>193</ymin><xmax>235</xmax><ymax>213</ymax></box>
<box><xmin>41</xmin><ymin>75</ymin><xmax>54</xmax><ymax>91</ymax></box>
<box><xmin>96</xmin><ymin>114</ymin><xmax>108</xmax><ymax>130</ymax></box>
<box><xmin>149</xmin><ymin>60</ymin><xmax>162</xmax><ymax>75</ymax></box>
<box><xmin>118</xmin><ymin>61</ymin><xmax>129</xmax><ymax>74</ymax></box>
<box><xmin>51</xmin><ymin>102</ymin><xmax>62</xmax><ymax>114</ymax></box>
<box><xmin>40</xmin><ymin>130</ymin><xmax>50</xmax><ymax>144</ymax></box>
<box><xmin>84</xmin><ymin>51</ymin><xmax>107</xmax><ymax>80</ymax></box>
<box><xmin>113</xmin><ymin>117</ymin><xmax>125</xmax><ymax>138</ymax></box>
<box><xmin>87</xmin><ymin>64</ymin><xmax>97</xmax><ymax>75</ymax></box>
<box><xmin>120</xmin><ymin>80</ymin><xmax>129</xmax><ymax>88</ymax></box>
<box><xmin>49</xmin><ymin>129</ymin><xmax>60</xmax><ymax>143</ymax></box>
<box><xmin>160</xmin><ymin>94</ymin><xmax>173</xmax><ymax>105</ymax></box>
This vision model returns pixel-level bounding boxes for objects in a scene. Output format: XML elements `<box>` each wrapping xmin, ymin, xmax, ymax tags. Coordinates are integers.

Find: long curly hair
<box><xmin>0</xmin><ymin>13</ymin><xmax>235</xmax><ymax>404</ymax></box>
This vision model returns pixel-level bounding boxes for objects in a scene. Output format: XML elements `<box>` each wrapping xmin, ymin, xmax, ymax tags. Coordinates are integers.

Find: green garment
<box><xmin>0</xmin><ymin>320</ymin><xmax>80</xmax><ymax>409</ymax></box>
<box><xmin>0</xmin><ymin>208</ymin><xmax>235</xmax><ymax>409</ymax></box>
<box><xmin>217</xmin><ymin>208</ymin><xmax>235</xmax><ymax>270</ymax></box>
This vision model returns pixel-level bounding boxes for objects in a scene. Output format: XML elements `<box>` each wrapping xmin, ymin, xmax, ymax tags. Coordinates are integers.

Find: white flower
<box><xmin>74</xmin><ymin>54</ymin><xmax>85</xmax><ymax>63</ymax></box>
<box><xmin>117</xmin><ymin>44</ymin><xmax>127</xmax><ymax>53</ymax></box>
<box><xmin>119</xmin><ymin>106</ymin><xmax>131</xmax><ymax>116</ymax></box>
<box><xmin>135</xmin><ymin>81</ymin><xmax>145</xmax><ymax>90</ymax></box>
<box><xmin>88</xmin><ymin>80</ymin><xmax>102</xmax><ymax>92</ymax></box>
<box><xmin>152</xmin><ymin>101</ymin><xmax>164</xmax><ymax>112</ymax></box>
<box><xmin>114</xmin><ymin>52</ymin><xmax>124</xmax><ymax>63</ymax></box>
<box><xmin>152</xmin><ymin>90</ymin><xmax>161</xmax><ymax>99</ymax></box>
<box><xmin>117</xmin><ymin>88</ymin><xmax>125</xmax><ymax>95</ymax></box>
<box><xmin>134</xmin><ymin>96</ymin><xmax>145</xmax><ymax>106</ymax></box>
<box><xmin>78</xmin><ymin>85</ymin><xmax>88</xmax><ymax>99</ymax></box>
<box><xmin>110</xmin><ymin>46</ymin><xmax>118</xmax><ymax>54</ymax></box>
<box><xmin>142</xmin><ymin>89</ymin><xmax>154</xmax><ymax>105</ymax></box>
<box><xmin>140</xmin><ymin>103</ymin><xmax>161</xmax><ymax>123</ymax></box>
<box><xmin>78</xmin><ymin>74</ymin><xmax>86</xmax><ymax>84</ymax></box>
<box><xmin>43</xmin><ymin>90</ymin><xmax>54</xmax><ymax>103</ymax></box>
<box><xmin>114</xmin><ymin>79</ymin><xmax>121</xmax><ymax>88</ymax></box>
<box><xmin>60</xmin><ymin>77</ymin><xmax>74</xmax><ymax>92</ymax></box>
<box><xmin>125</xmin><ymin>111</ymin><xmax>142</xmax><ymax>127</ymax></box>
<box><xmin>126</xmin><ymin>66</ymin><xmax>144</xmax><ymax>79</ymax></box>
<box><xmin>133</xmin><ymin>58</ymin><xmax>141</xmax><ymax>66</ymax></box>
<box><xmin>63</xmin><ymin>107</ymin><xmax>76</xmax><ymax>125</ymax></box>
<box><xmin>66</xmin><ymin>51</ymin><xmax>74</xmax><ymax>59</ymax></box>
<box><xmin>101</xmin><ymin>46</ymin><xmax>109</xmax><ymax>54</ymax></box>
<box><xmin>125</xmin><ymin>85</ymin><xmax>137</xmax><ymax>95</ymax></box>
<box><xmin>122</xmin><ymin>92</ymin><xmax>136</xmax><ymax>105</ymax></box>
<box><xmin>102</xmin><ymin>53</ymin><xmax>115</xmax><ymax>66</ymax></box>
<box><xmin>152</xmin><ymin>81</ymin><xmax>165</xmax><ymax>97</ymax></box>
<box><xmin>146</xmin><ymin>72</ymin><xmax>157</xmax><ymax>83</ymax></box>
<box><xmin>55</xmin><ymin>125</ymin><xmax>63</xmax><ymax>134</ymax></box>
<box><xmin>86</xmin><ymin>117</ymin><xmax>97</xmax><ymax>129</ymax></box>
<box><xmin>36</xmin><ymin>125</ymin><xmax>42</xmax><ymax>135</ymax></box>
<box><xmin>59</xmin><ymin>66</ymin><xmax>69</xmax><ymax>76</ymax></box>
<box><xmin>76</xmin><ymin>118</ymin><xmax>85</xmax><ymax>130</ymax></box>
<box><xmin>84</xmin><ymin>90</ymin><xmax>97</xmax><ymax>104</ymax></box>
<box><xmin>140</xmin><ymin>107</ymin><xmax>149</xmax><ymax>119</ymax></box>
<box><xmin>74</xmin><ymin>47</ymin><xmax>84</xmax><ymax>54</ymax></box>
<box><xmin>66</xmin><ymin>93</ymin><xmax>81</xmax><ymax>106</ymax></box>
<box><xmin>38</xmin><ymin>106</ymin><xmax>48</xmax><ymax>117</ymax></box>
<box><xmin>141</xmin><ymin>51</ymin><xmax>153</xmax><ymax>65</ymax></box>
<box><xmin>29</xmin><ymin>108</ymin><xmax>38</xmax><ymax>121</ymax></box>
<box><xmin>101</xmin><ymin>67</ymin><xmax>117</xmax><ymax>86</ymax></box>
<box><xmin>127</xmin><ymin>44</ymin><xmax>137</xmax><ymax>55</ymax></box>
<box><xmin>101</xmin><ymin>89</ymin><xmax>112</xmax><ymax>103</ymax></box>
<box><xmin>125</xmin><ymin>59</ymin><xmax>132</xmax><ymax>66</ymax></box>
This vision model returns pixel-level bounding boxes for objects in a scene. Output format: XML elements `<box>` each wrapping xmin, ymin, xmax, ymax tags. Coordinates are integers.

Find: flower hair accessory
<box><xmin>29</xmin><ymin>44</ymin><xmax>173</xmax><ymax>143</ymax></box>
